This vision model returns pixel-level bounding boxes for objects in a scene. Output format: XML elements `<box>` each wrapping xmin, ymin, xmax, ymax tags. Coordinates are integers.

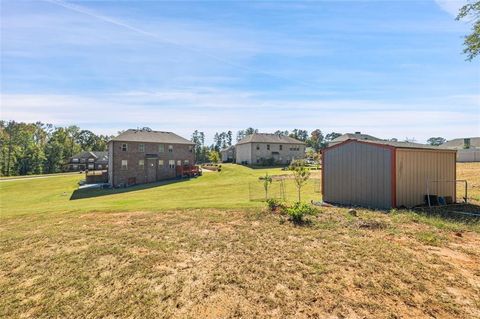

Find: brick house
<box><xmin>235</xmin><ymin>133</ymin><xmax>306</xmax><ymax>165</ymax></box>
<box><xmin>67</xmin><ymin>151</ymin><xmax>108</xmax><ymax>171</ymax></box>
<box><xmin>108</xmin><ymin>129</ymin><xmax>195</xmax><ymax>187</ymax></box>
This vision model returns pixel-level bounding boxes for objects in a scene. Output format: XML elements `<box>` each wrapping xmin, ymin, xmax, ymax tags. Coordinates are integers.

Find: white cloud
<box><xmin>1</xmin><ymin>91</ymin><xmax>478</xmax><ymax>143</ymax></box>
<box><xmin>434</xmin><ymin>0</ymin><xmax>466</xmax><ymax>17</ymax></box>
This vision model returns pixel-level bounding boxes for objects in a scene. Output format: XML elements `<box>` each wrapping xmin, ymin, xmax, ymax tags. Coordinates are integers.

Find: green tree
<box><xmin>263</xmin><ymin>172</ymin><xmax>273</xmax><ymax>200</ymax></box>
<box><xmin>427</xmin><ymin>137</ymin><xmax>446</xmax><ymax>146</ymax></box>
<box><xmin>289</xmin><ymin>160</ymin><xmax>311</xmax><ymax>202</ymax></box>
<box><xmin>308</xmin><ymin>129</ymin><xmax>325</xmax><ymax>151</ymax></box>
<box><xmin>325</xmin><ymin>132</ymin><xmax>342</xmax><ymax>143</ymax></box>
<box><xmin>457</xmin><ymin>1</ymin><xmax>480</xmax><ymax>61</ymax></box>
<box><xmin>208</xmin><ymin>150</ymin><xmax>220</xmax><ymax>164</ymax></box>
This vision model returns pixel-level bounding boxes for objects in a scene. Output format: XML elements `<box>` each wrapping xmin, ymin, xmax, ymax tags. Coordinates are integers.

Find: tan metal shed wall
<box><xmin>396</xmin><ymin>149</ymin><xmax>456</xmax><ymax>207</ymax></box>
<box><xmin>323</xmin><ymin>142</ymin><xmax>392</xmax><ymax>209</ymax></box>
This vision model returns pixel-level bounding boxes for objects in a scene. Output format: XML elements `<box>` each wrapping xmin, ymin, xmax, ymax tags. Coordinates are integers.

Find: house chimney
<box><xmin>355</xmin><ymin>131</ymin><xmax>361</xmax><ymax>134</ymax></box>
<box><xmin>464</xmin><ymin>138</ymin><xmax>471</xmax><ymax>149</ymax></box>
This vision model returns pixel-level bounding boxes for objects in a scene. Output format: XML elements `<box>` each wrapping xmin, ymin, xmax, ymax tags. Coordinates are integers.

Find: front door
<box><xmin>146</xmin><ymin>159</ymin><xmax>157</xmax><ymax>183</ymax></box>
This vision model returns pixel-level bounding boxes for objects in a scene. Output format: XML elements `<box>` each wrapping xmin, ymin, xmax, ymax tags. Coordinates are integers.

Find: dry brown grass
<box><xmin>457</xmin><ymin>162</ymin><xmax>480</xmax><ymax>202</ymax></box>
<box><xmin>1</xmin><ymin>208</ymin><xmax>479</xmax><ymax>319</ymax></box>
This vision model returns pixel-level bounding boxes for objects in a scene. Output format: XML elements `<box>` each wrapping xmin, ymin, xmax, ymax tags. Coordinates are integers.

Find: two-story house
<box><xmin>67</xmin><ymin>151</ymin><xmax>108</xmax><ymax>171</ymax></box>
<box><xmin>108</xmin><ymin>129</ymin><xmax>195</xmax><ymax>187</ymax></box>
<box><xmin>220</xmin><ymin>145</ymin><xmax>235</xmax><ymax>163</ymax></box>
<box><xmin>235</xmin><ymin>133</ymin><xmax>305</xmax><ymax>165</ymax></box>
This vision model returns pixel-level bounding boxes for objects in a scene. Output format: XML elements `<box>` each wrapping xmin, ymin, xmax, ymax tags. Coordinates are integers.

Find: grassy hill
<box><xmin>0</xmin><ymin>164</ymin><xmax>322</xmax><ymax>217</ymax></box>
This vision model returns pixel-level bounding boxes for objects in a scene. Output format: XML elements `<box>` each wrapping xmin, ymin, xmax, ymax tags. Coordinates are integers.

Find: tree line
<box><xmin>1</xmin><ymin>120</ymin><xmax>449</xmax><ymax>175</ymax></box>
<box><xmin>0</xmin><ymin>121</ymin><xmax>112</xmax><ymax>176</ymax></box>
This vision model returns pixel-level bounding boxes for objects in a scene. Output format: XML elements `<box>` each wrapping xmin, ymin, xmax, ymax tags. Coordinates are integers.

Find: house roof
<box><xmin>327</xmin><ymin>139</ymin><xmax>456</xmax><ymax>152</ymax></box>
<box><xmin>220</xmin><ymin>145</ymin><xmax>235</xmax><ymax>152</ymax></box>
<box><xmin>236</xmin><ymin>133</ymin><xmax>305</xmax><ymax>145</ymax></box>
<box><xmin>329</xmin><ymin>132</ymin><xmax>381</xmax><ymax>144</ymax></box>
<box><xmin>71</xmin><ymin>151</ymin><xmax>108</xmax><ymax>161</ymax></box>
<box><xmin>439</xmin><ymin>137</ymin><xmax>480</xmax><ymax>149</ymax></box>
<box><xmin>111</xmin><ymin>129</ymin><xmax>194</xmax><ymax>145</ymax></box>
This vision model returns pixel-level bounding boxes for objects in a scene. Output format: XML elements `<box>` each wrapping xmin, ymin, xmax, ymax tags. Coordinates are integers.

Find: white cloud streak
<box><xmin>434</xmin><ymin>0</ymin><xmax>466</xmax><ymax>17</ymax></box>
<box><xmin>2</xmin><ymin>91</ymin><xmax>478</xmax><ymax>143</ymax></box>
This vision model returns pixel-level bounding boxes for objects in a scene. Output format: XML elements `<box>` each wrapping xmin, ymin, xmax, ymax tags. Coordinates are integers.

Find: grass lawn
<box><xmin>1</xmin><ymin>163</ymin><xmax>479</xmax><ymax>318</ymax></box>
<box><xmin>0</xmin><ymin>164</ymin><xmax>321</xmax><ymax>217</ymax></box>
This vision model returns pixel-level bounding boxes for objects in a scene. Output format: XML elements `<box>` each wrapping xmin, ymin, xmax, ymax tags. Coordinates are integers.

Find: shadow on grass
<box><xmin>69</xmin><ymin>178</ymin><xmax>193</xmax><ymax>200</ymax></box>
<box><xmin>241</xmin><ymin>164</ymin><xmax>289</xmax><ymax>170</ymax></box>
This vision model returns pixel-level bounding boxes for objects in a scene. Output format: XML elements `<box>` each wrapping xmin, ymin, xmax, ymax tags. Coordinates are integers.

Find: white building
<box><xmin>235</xmin><ymin>133</ymin><xmax>305</xmax><ymax>165</ymax></box>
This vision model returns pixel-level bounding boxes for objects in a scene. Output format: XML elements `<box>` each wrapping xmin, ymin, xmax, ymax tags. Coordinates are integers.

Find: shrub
<box><xmin>286</xmin><ymin>202</ymin><xmax>318</xmax><ymax>224</ymax></box>
<box><xmin>266</xmin><ymin>198</ymin><xmax>284</xmax><ymax>212</ymax></box>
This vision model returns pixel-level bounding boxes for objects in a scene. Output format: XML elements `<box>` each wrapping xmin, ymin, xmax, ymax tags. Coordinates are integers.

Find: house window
<box><xmin>177</xmin><ymin>160</ymin><xmax>181</xmax><ymax>166</ymax></box>
<box><xmin>139</xmin><ymin>160</ymin><xmax>144</xmax><ymax>167</ymax></box>
<box><xmin>98</xmin><ymin>165</ymin><xmax>102</xmax><ymax>169</ymax></box>
<box><xmin>159</xmin><ymin>144</ymin><xmax>165</xmax><ymax>153</ymax></box>
<box><xmin>88</xmin><ymin>158</ymin><xmax>94</xmax><ymax>162</ymax></box>
<box><xmin>139</xmin><ymin>144</ymin><xmax>145</xmax><ymax>152</ymax></box>
<box><xmin>122</xmin><ymin>143</ymin><xmax>128</xmax><ymax>151</ymax></box>
<box><xmin>189</xmin><ymin>145</ymin><xmax>193</xmax><ymax>153</ymax></box>
<box><xmin>279</xmin><ymin>145</ymin><xmax>283</xmax><ymax>151</ymax></box>
<box><xmin>256</xmin><ymin>144</ymin><xmax>260</xmax><ymax>150</ymax></box>
<box><xmin>121</xmin><ymin>160</ymin><xmax>128</xmax><ymax>170</ymax></box>
<box><xmin>267</xmin><ymin>144</ymin><xmax>270</xmax><ymax>150</ymax></box>
<box><xmin>184</xmin><ymin>160</ymin><xmax>189</xmax><ymax>165</ymax></box>
<box><xmin>72</xmin><ymin>164</ymin><xmax>78</xmax><ymax>169</ymax></box>
<box><xmin>72</xmin><ymin>158</ymin><xmax>79</xmax><ymax>163</ymax></box>
<box><xmin>88</xmin><ymin>164</ymin><xmax>94</xmax><ymax>169</ymax></box>
<box><xmin>168</xmin><ymin>145</ymin><xmax>173</xmax><ymax>153</ymax></box>
<box><xmin>168</xmin><ymin>160</ymin><xmax>175</xmax><ymax>168</ymax></box>
<box><xmin>158</xmin><ymin>160</ymin><xmax>164</xmax><ymax>166</ymax></box>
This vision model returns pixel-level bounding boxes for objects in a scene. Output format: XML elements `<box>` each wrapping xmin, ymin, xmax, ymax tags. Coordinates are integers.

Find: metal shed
<box><xmin>321</xmin><ymin>139</ymin><xmax>457</xmax><ymax>209</ymax></box>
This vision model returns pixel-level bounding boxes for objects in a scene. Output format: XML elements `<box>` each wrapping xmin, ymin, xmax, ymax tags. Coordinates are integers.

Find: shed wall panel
<box><xmin>323</xmin><ymin>142</ymin><xmax>392</xmax><ymax>208</ymax></box>
<box><xmin>396</xmin><ymin>149</ymin><xmax>456</xmax><ymax>207</ymax></box>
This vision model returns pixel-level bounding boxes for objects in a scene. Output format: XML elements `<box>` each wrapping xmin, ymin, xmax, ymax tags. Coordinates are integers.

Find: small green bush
<box><xmin>266</xmin><ymin>198</ymin><xmax>284</xmax><ymax>212</ymax></box>
<box><xmin>286</xmin><ymin>202</ymin><xmax>318</xmax><ymax>224</ymax></box>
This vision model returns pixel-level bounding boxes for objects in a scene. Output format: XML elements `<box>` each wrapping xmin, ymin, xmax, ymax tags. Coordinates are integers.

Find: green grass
<box><xmin>0</xmin><ymin>164</ymin><xmax>321</xmax><ymax>218</ymax></box>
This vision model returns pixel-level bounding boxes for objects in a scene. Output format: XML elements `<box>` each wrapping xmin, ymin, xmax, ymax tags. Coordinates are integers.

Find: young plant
<box><xmin>289</xmin><ymin>160</ymin><xmax>311</xmax><ymax>202</ymax></box>
<box><xmin>208</xmin><ymin>151</ymin><xmax>220</xmax><ymax>164</ymax></box>
<box><xmin>266</xmin><ymin>198</ymin><xmax>284</xmax><ymax>212</ymax></box>
<box><xmin>263</xmin><ymin>172</ymin><xmax>273</xmax><ymax>200</ymax></box>
<box><xmin>286</xmin><ymin>202</ymin><xmax>318</xmax><ymax>224</ymax></box>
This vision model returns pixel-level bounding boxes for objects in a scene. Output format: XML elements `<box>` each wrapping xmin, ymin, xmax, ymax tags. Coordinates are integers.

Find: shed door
<box><xmin>146</xmin><ymin>159</ymin><xmax>157</xmax><ymax>183</ymax></box>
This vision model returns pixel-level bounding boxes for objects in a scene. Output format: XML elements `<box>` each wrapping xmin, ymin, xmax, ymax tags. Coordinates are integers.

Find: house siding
<box><xmin>235</xmin><ymin>143</ymin><xmax>305</xmax><ymax>165</ymax></box>
<box><xmin>396</xmin><ymin>149</ymin><xmax>456</xmax><ymax>207</ymax></box>
<box><xmin>108</xmin><ymin>141</ymin><xmax>114</xmax><ymax>186</ymax></box>
<box><xmin>457</xmin><ymin>149</ymin><xmax>480</xmax><ymax>162</ymax></box>
<box><xmin>109</xmin><ymin>141</ymin><xmax>194</xmax><ymax>187</ymax></box>
<box><xmin>235</xmin><ymin>143</ymin><xmax>252</xmax><ymax>164</ymax></box>
<box><xmin>323</xmin><ymin>142</ymin><xmax>392</xmax><ymax>209</ymax></box>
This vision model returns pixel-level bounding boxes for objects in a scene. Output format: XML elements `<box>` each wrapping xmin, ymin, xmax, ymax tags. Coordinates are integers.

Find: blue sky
<box><xmin>1</xmin><ymin>0</ymin><xmax>479</xmax><ymax>143</ymax></box>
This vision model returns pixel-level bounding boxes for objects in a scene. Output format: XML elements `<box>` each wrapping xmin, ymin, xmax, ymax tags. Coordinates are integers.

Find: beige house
<box><xmin>235</xmin><ymin>133</ymin><xmax>305</xmax><ymax>165</ymax></box>
<box><xmin>220</xmin><ymin>145</ymin><xmax>235</xmax><ymax>163</ymax></box>
<box><xmin>440</xmin><ymin>137</ymin><xmax>480</xmax><ymax>162</ymax></box>
<box><xmin>322</xmin><ymin>139</ymin><xmax>456</xmax><ymax>209</ymax></box>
